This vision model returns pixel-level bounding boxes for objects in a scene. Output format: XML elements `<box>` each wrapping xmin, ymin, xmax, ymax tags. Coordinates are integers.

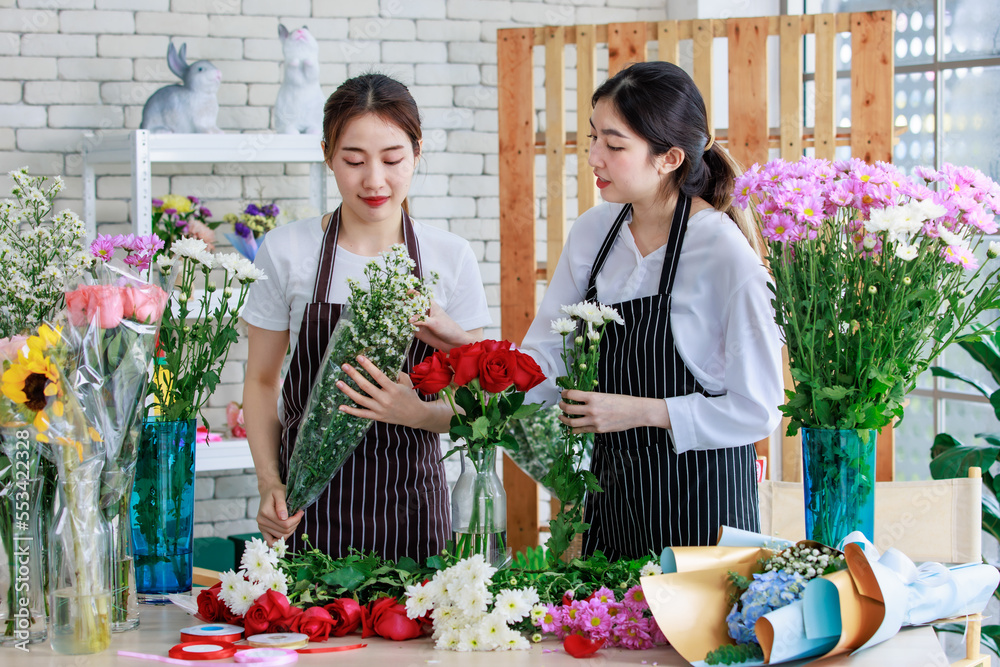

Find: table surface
<box><xmin>3</xmin><ymin>600</ymin><xmax>950</xmax><ymax>666</ymax></box>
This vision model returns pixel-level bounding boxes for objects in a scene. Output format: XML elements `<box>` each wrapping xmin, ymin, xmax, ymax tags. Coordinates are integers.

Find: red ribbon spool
<box><xmin>168</xmin><ymin>640</ymin><xmax>238</xmax><ymax>661</ymax></box>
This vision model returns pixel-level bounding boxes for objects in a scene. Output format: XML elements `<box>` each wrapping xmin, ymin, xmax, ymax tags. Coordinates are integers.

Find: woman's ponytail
<box><xmin>701</xmin><ymin>143</ymin><xmax>766</xmax><ymax>264</ymax></box>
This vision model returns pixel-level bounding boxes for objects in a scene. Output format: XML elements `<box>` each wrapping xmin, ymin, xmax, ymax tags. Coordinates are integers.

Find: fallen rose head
<box><xmin>323</xmin><ymin>597</ymin><xmax>362</xmax><ymax>637</ymax></box>
<box><xmin>363</xmin><ymin>597</ymin><xmax>423</xmax><ymax>641</ymax></box>
<box><xmin>291</xmin><ymin>606</ymin><xmax>337</xmax><ymax>642</ymax></box>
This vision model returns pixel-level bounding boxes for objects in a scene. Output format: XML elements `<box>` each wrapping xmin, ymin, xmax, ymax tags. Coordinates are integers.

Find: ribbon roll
<box><xmin>246</xmin><ymin>633</ymin><xmax>309</xmax><ymax>650</ymax></box>
<box><xmin>168</xmin><ymin>640</ymin><xmax>238</xmax><ymax>661</ymax></box>
<box><xmin>234</xmin><ymin>647</ymin><xmax>299</xmax><ymax>665</ymax></box>
<box><xmin>180</xmin><ymin>623</ymin><xmax>245</xmax><ymax>644</ymax></box>
<box><xmin>295</xmin><ymin>643</ymin><xmax>367</xmax><ymax>654</ymax></box>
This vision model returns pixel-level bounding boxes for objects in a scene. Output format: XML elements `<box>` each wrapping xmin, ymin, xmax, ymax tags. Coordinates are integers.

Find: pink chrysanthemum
<box><xmin>623</xmin><ymin>585</ymin><xmax>648</xmax><ymax>612</ymax></box>
<box><xmin>942</xmin><ymin>244</ymin><xmax>979</xmax><ymax>270</ymax></box>
<box><xmin>590</xmin><ymin>587</ymin><xmax>616</xmax><ymax>605</ymax></box>
<box><xmin>617</xmin><ymin>618</ymin><xmax>654</xmax><ymax>650</ymax></box>
<box><xmin>90</xmin><ymin>234</ymin><xmax>115</xmax><ymax>261</ymax></box>
<box><xmin>539</xmin><ymin>605</ymin><xmax>563</xmax><ymax>633</ymax></box>
<box><xmin>579</xmin><ymin>603</ymin><xmax>612</xmax><ymax>638</ymax></box>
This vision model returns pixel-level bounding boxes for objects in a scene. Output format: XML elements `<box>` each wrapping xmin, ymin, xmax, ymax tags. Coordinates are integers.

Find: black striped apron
<box><xmin>278</xmin><ymin>207</ymin><xmax>449</xmax><ymax>562</ymax></box>
<box><xmin>581</xmin><ymin>197</ymin><xmax>760</xmax><ymax>560</ymax></box>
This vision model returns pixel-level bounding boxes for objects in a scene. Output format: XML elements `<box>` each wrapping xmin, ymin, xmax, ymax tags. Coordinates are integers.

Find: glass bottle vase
<box><xmin>451</xmin><ymin>447</ymin><xmax>508</xmax><ymax>566</ymax></box>
<box><xmin>48</xmin><ymin>453</ymin><xmax>112</xmax><ymax>655</ymax></box>
<box><xmin>801</xmin><ymin>427</ymin><xmax>877</xmax><ymax>547</ymax></box>
<box><xmin>131</xmin><ymin>418</ymin><xmax>196</xmax><ymax>603</ymax></box>
<box><xmin>0</xmin><ymin>427</ymin><xmax>49</xmax><ymax>646</ymax></box>
<box><xmin>104</xmin><ymin>466</ymin><xmax>139</xmax><ymax>631</ymax></box>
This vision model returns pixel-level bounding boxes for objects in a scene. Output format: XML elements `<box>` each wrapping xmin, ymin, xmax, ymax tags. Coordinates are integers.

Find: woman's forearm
<box><xmin>244</xmin><ymin>376</ymin><xmax>284</xmax><ymax>489</ymax></box>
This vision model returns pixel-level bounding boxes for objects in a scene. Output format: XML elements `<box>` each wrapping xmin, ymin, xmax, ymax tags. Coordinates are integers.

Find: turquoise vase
<box><xmin>801</xmin><ymin>427</ymin><xmax>877</xmax><ymax>546</ymax></box>
<box><xmin>130</xmin><ymin>418</ymin><xmax>196</xmax><ymax>603</ymax></box>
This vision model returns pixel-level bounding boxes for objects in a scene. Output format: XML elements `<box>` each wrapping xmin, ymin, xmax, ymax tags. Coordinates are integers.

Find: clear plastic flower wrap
<box><xmin>283</xmin><ymin>245</ymin><xmax>434</xmax><ymax>515</ymax></box>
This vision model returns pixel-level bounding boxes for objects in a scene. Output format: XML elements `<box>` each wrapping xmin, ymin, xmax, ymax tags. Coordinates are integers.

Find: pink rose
<box><xmin>121</xmin><ymin>284</ymin><xmax>168</xmax><ymax>323</ymax></box>
<box><xmin>0</xmin><ymin>335</ymin><xmax>27</xmax><ymax>363</ymax></box>
<box><xmin>66</xmin><ymin>285</ymin><xmax>124</xmax><ymax>329</ymax></box>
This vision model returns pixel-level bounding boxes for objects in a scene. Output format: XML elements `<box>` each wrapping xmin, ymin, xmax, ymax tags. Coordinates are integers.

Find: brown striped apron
<box><xmin>278</xmin><ymin>206</ymin><xmax>449</xmax><ymax>562</ymax></box>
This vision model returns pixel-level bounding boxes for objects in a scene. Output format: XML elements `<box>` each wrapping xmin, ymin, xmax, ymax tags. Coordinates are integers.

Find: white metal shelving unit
<box><xmin>79</xmin><ymin>130</ymin><xmax>326</xmax><ymax>471</ymax></box>
<box><xmin>80</xmin><ymin>130</ymin><xmax>328</xmax><ymax>239</ymax></box>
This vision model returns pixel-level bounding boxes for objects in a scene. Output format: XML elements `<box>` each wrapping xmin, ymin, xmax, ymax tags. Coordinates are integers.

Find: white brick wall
<box><xmin>1</xmin><ymin>0</ymin><xmax>669</xmax><ymax>536</ymax></box>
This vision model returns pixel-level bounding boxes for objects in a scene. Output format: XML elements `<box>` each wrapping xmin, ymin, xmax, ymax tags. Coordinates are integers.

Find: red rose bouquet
<box><xmin>410</xmin><ymin>340</ymin><xmax>546</xmax><ymax>563</ymax></box>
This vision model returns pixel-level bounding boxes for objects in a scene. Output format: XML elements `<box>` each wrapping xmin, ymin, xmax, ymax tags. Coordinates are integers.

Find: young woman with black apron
<box><xmin>519</xmin><ymin>62</ymin><xmax>783</xmax><ymax>560</ymax></box>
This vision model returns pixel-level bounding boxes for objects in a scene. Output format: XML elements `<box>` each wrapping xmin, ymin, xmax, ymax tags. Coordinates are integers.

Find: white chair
<box><xmin>759</xmin><ymin>468</ymin><xmax>988</xmax><ymax>667</ymax></box>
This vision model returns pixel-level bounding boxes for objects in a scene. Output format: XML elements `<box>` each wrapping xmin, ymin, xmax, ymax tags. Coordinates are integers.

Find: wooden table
<box><xmin>3</xmin><ymin>602</ymin><xmax>950</xmax><ymax>666</ymax></box>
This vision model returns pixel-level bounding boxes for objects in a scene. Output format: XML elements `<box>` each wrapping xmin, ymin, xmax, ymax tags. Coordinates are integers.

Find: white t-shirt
<box><xmin>520</xmin><ymin>202</ymin><xmax>784</xmax><ymax>455</ymax></box>
<box><xmin>243</xmin><ymin>214</ymin><xmax>492</xmax><ymax>356</ymax></box>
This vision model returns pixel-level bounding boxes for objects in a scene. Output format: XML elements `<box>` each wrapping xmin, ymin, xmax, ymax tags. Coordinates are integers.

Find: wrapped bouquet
<box><xmin>283</xmin><ymin>245</ymin><xmax>434</xmax><ymax>514</ymax></box>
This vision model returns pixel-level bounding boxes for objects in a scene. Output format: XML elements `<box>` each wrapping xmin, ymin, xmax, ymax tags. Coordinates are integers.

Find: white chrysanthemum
<box><xmin>435</xmin><ymin>629</ymin><xmax>462</xmax><ymax>650</ymax></box>
<box><xmin>241</xmin><ymin>540</ymin><xmax>278</xmax><ymax>578</ymax></box>
<box><xmin>575</xmin><ymin>302</ymin><xmax>603</xmax><ymax>324</ymax></box>
<box><xmin>156</xmin><ymin>254</ymin><xmax>176</xmax><ymax>273</ymax></box>
<box><xmin>500</xmin><ymin>627</ymin><xmax>530</xmax><ymax>650</ymax></box>
<box><xmin>172</xmin><ymin>237</ymin><xmax>209</xmax><ymax>258</ymax></box>
<box><xmin>550</xmin><ymin>317</ymin><xmax>576</xmax><ymax>335</ymax></box>
<box><xmin>260</xmin><ymin>570</ymin><xmax>288</xmax><ymax>595</ymax></box>
<box><xmin>529</xmin><ymin>603</ymin><xmax>547</xmax><ymax>623</ymax></box>
<box><xmin>559</xmin><ymin>302</ymin><xmax>582</xmax><ymax>319</ymax></box>
<box><xmin>937</xmin><ymin>223</ymin><xmax>967</xmax><ymax>247</ymax></box>
<box><xmin>913</xmin><ymin>198</ymin><xmax>947</xmax><ymax>222</ymax></box>
<box><xmin>479</xmin><ymin>614</ymin><xmax>508</xmax><ymax>648</ymax></box>
<box><xmin>599</xmin><ymin>304</ymin><xmax>624</xmax><ymax>325</ymax></box>
<box><xmin>493</xmin><ymin>589</ymin><xmax>533</xmax><ymax>622</ymax></box>
<box><xmin>405</xmin><ymin>582</ymin><xmax>434</xmax><ymax>619</ymax></box>
<box><xmin>453</xmin><ymin>585</ymin><xmax>490</xmax><ymax>617</ymax></box>
<box><xmin>894</xmin><ymin>243</ymin><xmax>919</xmax><ymax>261</ymax></box>
<box><xmin>227</xmin><ymin>579</ymin><xmax>258</xmax><ymax>616</ymax></box>
<box><xmin>271</xmin><ymin>538</ymin><xmax>287</xmax><ymax>559</ymax></box>
<box><xmin>640</xmin><ymin>561</ymin><xmax>663</xmax><ymax>577</ymax></box>
<box><xmin>217</xmin><ymin>569</ymin><xmax>243</xmax><ymax>609</ymax></box>
<box><xmin>988</xmin><ymin>241</ymin><xmax>1000</xmax><ymax>259</ymax></box>
<box><xmin>235</xmin><ymin>258</ymin><xmax>267</xmax><ymax>282</ymax></box>
<box><xmin>215</xmin><ymin>252</ymin><xmax>243</xmax><ymax>274</ymax></box>
<box><xmin>864</xmin><ymin>206</ymin><xmax>896</xmax><ymax>233</ymax></box>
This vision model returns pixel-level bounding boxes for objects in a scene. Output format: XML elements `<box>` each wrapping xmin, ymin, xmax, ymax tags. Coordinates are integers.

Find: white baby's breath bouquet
<box><xmin>404</xmin><ymin>554</ymin><xmax>539</xmax><ymax>651</ymax></box>
<box><xmin>0</xmin><ymin>167</ymin><xmax>93</xmax><ymax>339</ymax></box>
<box><xmin>283</xmin><ymin>245</ymin><xmax>435</xmax><ymax>514</ymax></box>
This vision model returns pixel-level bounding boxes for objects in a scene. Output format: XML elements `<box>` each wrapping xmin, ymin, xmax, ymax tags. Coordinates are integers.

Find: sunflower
<box><xmin>1</xmin><ymin>345</ymin><xmax>64</xmax><ymax>433</ymax></box>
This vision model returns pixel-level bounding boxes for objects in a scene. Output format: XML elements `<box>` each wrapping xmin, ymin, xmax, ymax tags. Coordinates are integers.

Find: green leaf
<box><xmin>395</xmin><ymin>557</ymin><xmax>418</xmax><ymax>573</ymax></box>
<box><xmin>816</xmin><ymin>386</ymin><xmax>850</xmax><ymax>401</ymax></box>
<box><xmin>982</xmin><ymin>492</ymin><xmax>1000</xmax><ymax>545</ymax></box>
<box><xmin>471</xmin><ymin>416</ymin><xmax>491</xmax><ymax>441</ymax></box>
<box><xmin>453</xmin><ymin>386</ymin><xmax>479</xmax><ymax>416</ymax></box>
<box><xmin>319</xmin><ymin>565</ymin><xmax>366</xmax><ymax>591</ymax></box>
<box><xmin>930</xmin><ymin>367</ymin><xmax>992</xmax><ymax>398</ymax></box>
<box><xmin>929</xmin><ymin>433</ymin><xmax>1000</xmax><ymax>481</ymax></box>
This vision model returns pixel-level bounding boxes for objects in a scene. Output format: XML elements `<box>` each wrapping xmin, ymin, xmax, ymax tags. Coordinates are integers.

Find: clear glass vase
<box><xmin>0</xmin><ymin>427</ymin><xmax>49</xmax><ymax>647</ymax></box>
<box><xmin>49</xmin><ymin>453</ymin><xmax>112</xmax><ymax>655</ymax></box>
<box><xmin>104</xmin><ymin>465</ymin><xmax>139</xmax><ymax>631</ymax></box>
<box><xmin>451</xmin><ymin>447</ymin><xmax>508</xmax><ymax>566</ymax></box>
<box><xmin>131</xmin><ymin>418</ymin><xmax>196</xmax><ymax>603</ymax></box>
<box><xmin>801</xmin><ymin>427</ymin><xmax>877</xmax><ymax>547</ymax></box>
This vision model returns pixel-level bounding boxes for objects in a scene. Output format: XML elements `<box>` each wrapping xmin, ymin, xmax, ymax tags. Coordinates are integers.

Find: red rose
<box><xmin>479</xmin><ymin>348</ymin><xmax>516</xmax><ymax>393</ymax></box>
<box><xmin>291</xmin><ymin>606</ymin><xmax>337</xmax><ymax>642</ymax></box>
<box><xmin>512</xmin><ymin>350</ymin><xmax>546</xmax><ymax>392</ymax></box>
<box><xmin>362</xmin><ymin>597</ymin><xmax>423</xmax><ymax>641</ymax></box>
<box><xmin>564</xmin><ymin>633</ymin><xmax>605</xmax><ymax>658</ymax></box>
<box><xmin>448</xmin><ymin>341</ymin><xmax>485</xmax><ymax>386</ymax></box>
<box><xmin>270</xmin><ymin>606</ymin><xmax>303</xmax><ymax>633</ymax></box>
<box><xmin>243</xmin><ymin>590</ymin><xmax>292</xmax><ymax>636</ymax></box>
<box><xmin>196</xmin><ymin>583</ymin><xmax>223</xmax><ymax>622</ymax></box>
<box><xmin>219</xmin><ymin>602</ymin><xmax>243</xmax><ymax>626</ymax></box>
<box><xmin>323</xmin><ymin>598</ymin><xmax>362</xmax><ymax>637</ymax></box>
<box><xmin>410</xmin><ymin>350</ymin><xmax>454</xmax><ymax>395</ymax></box>
<box><xmin>480</xmin><ymin>339</ymin><xmax>512</xmax><ymax>353</ymax></box>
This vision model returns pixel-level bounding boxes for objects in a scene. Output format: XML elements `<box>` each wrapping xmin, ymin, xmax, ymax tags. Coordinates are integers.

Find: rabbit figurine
<box><xmin>140</xmin><ymin>42</ymin><xmax>222</xmax><ymax>134</ymax></box>
<box><xmin>273</xmin><ymin>24</ymin><xmax>324</xmax><ymax>135</ymax></box>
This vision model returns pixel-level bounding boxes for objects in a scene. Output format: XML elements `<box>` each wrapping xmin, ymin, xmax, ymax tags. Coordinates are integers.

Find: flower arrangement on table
<box><xmin>734</xmin><ymin>158</ymin><xmax>1000</xmax><ymax>546</ymax></box>
<box><xmin>223</xmin><ymin>200</ymin><xmax>281</xmax><ymax>261</ymax></box>
<box><xmin>646</xmin><ymin>529</ymin><xmax>1000</xmax><ymax>665</ymax></box>
<box><xmin>543</xmin><ymin>301</ymin><xmax>623</xmax><ymax>563</ymax></box>
<box><xmin>151</xmin><ymin>194</ymin><xmax>218</xmax><ymax>253</ymax></box>
<box><xmin>131</xmin><ymin>237</ymin><xmax>266</xmax><ymax>598</ymax></box>
<box><xmin>283</xmin><ymin>245</ymin><xmax>434</xmax><ymax>514</ymax></box>
<box><xmin>194</xmin><ymin>538</ymin><xmax>426</xmax><ymax>642</ymax></box>
<box><xmin>409</xmin><ymin>339</ymin><xmax>546</xmax><ymax>564</ymax></box>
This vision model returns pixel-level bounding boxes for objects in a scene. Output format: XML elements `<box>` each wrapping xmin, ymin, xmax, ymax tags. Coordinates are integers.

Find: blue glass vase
<box><xmin>801</xmin><ymin>427</ymin><xmax>877</xmax><ymax>546</ymax></box>
<box><xmin>130</xmin><ymin>418</ymin><xmax>196</xmax><ymax>603</ymax></box>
